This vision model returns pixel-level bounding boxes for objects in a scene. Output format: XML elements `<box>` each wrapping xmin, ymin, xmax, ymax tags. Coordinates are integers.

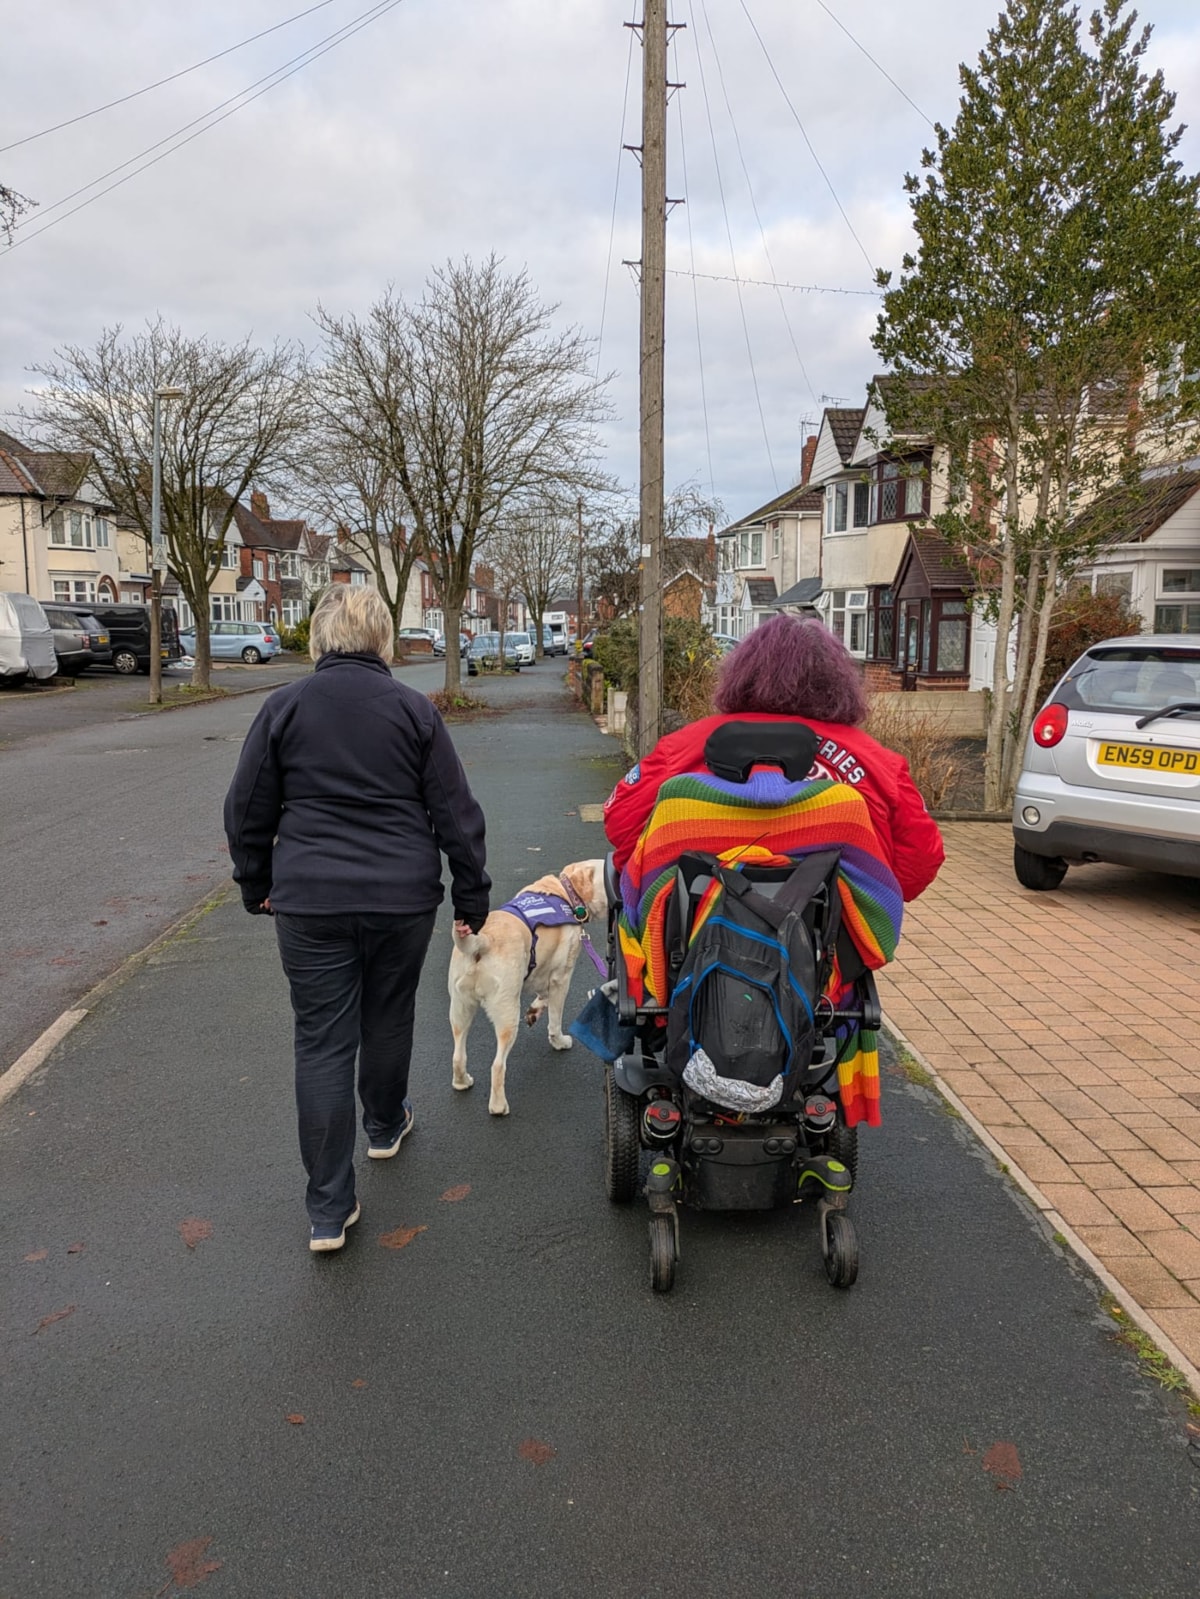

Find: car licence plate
<box><xmin>1097</xmin><ymin>741</ymin><xmax>1199</xmax><ymax>773</ymax></box>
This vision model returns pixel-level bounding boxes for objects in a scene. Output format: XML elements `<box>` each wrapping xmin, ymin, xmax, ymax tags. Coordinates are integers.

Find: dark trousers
<box><xmin>274</xmin><ymin>910</ymin><xmax>437</xmax><ymax>1225</ymax></box>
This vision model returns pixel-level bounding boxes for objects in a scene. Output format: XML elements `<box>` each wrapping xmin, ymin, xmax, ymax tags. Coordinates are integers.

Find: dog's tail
<box><xmin>451</xmin><ymin>924</ymin><xmax>489</xmax><ymax>960</ymax></box>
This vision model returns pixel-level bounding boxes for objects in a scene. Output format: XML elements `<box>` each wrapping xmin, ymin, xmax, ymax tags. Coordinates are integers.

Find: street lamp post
<box><xmin>148</xmin><ymin>385</ymin><xmax>185</xmax><ymax>705</ymax></box>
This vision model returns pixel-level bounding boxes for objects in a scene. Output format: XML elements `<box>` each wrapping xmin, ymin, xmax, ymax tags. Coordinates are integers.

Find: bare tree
<box><xmin>588</xmin><ymin>481</ymin><xmax>723</xmax><ymax>620</ymax></box>
<box><xmin>493</xmin><ymin>495</ymin><xmax>582</xmax><ymax>659</ymax></box>
<box><xmin>317</xmin><ymin>259</ymin><xmax>609</xmax><ymax>693</ymax></box>
<box><xmin>1</xmin><ymin>181</ymin><xmax>34</xmax><ymax>244</ymax></box>
<box><xmin>301</xmin><ymin>338</ymin><xmax>422</xmax><ymax>647</ymax></box>
<box><xmin>30</xmin><ymin>320</ymin><xmax>306</xmax><ymax>688</ymax></box>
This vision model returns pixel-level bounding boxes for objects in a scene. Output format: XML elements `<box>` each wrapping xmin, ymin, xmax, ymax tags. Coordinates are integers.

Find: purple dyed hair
<box><xmin>713</xmin><ymin>614</ymin><xmax>868</xmax><ymax>725</ymax></box>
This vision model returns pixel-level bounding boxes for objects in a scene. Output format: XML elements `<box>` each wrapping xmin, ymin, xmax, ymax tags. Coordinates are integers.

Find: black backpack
<box><xmin>665</xmin><ymin>851</ymin><xmax>843</xmax><ymax>1090</ymax></box>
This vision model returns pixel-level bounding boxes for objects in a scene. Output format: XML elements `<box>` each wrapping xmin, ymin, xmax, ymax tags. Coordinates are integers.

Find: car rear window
<box><xmin>1057</xmin><ymin>646</ymin><xmax>1200</xmax><ymax>717</ymax></box>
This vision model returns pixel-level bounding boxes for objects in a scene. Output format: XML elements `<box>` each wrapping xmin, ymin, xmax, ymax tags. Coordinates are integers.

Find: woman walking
<box><xmin>224</xmin><ymin>586</ymin><xmax>489</xmax><ymax>1252</ymax></box>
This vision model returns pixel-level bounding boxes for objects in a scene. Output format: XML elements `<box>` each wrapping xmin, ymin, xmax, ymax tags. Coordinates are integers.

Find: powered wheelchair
<box><xmin>597</xmin><ymin>720</ymin><xmax>897</xmax><ymax>1293</ymax></box>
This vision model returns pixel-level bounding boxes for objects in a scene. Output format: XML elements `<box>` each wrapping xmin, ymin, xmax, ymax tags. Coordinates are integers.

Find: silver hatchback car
<box><xmin>1012</xmin><ymin>635</ymin><xmax>1200</xmax><ymax>889</ymax></box>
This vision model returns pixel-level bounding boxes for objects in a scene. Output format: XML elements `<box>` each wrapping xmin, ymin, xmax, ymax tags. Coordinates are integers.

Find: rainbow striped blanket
<box><xmin>617</xmin><ymin>768</ymin><xmax>904</xmax><ymax>1127</ymax></box>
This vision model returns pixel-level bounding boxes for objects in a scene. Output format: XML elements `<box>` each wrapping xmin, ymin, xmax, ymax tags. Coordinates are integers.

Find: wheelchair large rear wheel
<box><xmin>829</xmin><ymin>1122</ymin><xmax>858</xmax><ymax>1185</ymax></box>
<box><xmin>603</xmin><ymin>1063</ymin><xmax>640</xmax><ymax>1203</ymax></box>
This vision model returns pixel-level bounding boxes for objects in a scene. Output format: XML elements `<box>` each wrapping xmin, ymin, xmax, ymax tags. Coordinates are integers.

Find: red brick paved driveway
<box><xmin>880</xmin><ymin>821</ymin><xmax>1200</xmax><ymax>1376</ymax></box>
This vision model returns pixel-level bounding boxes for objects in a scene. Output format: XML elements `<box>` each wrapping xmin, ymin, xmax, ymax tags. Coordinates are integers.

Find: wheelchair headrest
<box><xmin>704</xmin><ymin>719</ymin><xmax>820</xmax><ymax>784</ymax></box>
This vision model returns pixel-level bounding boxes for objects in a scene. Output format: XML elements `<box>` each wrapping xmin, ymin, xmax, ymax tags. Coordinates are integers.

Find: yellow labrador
<box><xmin>449</xmin><ymin>859</ymin><xmax>607</xmax><ymax>1116</ymax></box>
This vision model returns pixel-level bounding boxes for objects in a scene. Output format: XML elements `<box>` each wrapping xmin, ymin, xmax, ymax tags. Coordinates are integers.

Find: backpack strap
<box><xmin>716</xmin><ymin>850</ymin><xmax>841</xmax><ymax>934</ymax></box>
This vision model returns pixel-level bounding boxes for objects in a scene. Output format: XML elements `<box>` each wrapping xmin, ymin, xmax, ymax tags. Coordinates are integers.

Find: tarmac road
<box><xmin>1</xmin><ymin>669</ymin><xmax>1198</xmax><ymax>1598</ymax></box>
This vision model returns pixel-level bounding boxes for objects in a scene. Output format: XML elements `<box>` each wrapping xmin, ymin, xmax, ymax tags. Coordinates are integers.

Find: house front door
<box><xmin>901</xmin><ymin>601</ymin><xmax>920</xmax><ymax>691</ymax></box>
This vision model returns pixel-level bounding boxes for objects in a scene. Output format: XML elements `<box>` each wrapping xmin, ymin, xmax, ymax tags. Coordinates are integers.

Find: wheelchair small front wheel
<box><xmin>603</xmin><ymin>1063</ymin><xmax>641</xmax><ymax>1203</ymax></box>
<box><xmin>823</xmin><ymin>1212</ymin><xmax>859</xmax><ymax>1289</ymax></box>
<box><xmin>649</xmin><ymin>1214</ymin><xmax>676</xmax><ymax>1292</ymax></box>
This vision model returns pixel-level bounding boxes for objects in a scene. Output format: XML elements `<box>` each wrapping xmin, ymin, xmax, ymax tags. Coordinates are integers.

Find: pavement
<box><xmin>879</xmin><ymin>823</ymin><xmax>1200</xmax><ymax>1380</ymax></box>
<box><xmin>2</xmin><ymin>672</ymin><xmax>1199</xmax><ymax>1598</ymax></box>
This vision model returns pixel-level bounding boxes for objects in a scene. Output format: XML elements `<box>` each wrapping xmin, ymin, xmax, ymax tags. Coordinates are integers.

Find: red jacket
<box><xmin>603</xmin><ymin>711</ymin><xmax>945</xmax><ymax>902</ymax></box>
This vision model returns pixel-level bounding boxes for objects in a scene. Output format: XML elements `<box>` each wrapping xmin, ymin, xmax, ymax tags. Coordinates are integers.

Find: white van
<box><xmin>0</xmin><ymin>592</ymin><xmax>57</xmax><ymax>685</ymax></box>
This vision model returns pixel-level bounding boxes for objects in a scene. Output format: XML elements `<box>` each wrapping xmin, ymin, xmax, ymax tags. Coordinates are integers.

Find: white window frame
<box><xmin>220</xmin><ymin>543</ymin><xmax>240</xmax><ymax>570</ymax></box>
<box><xmin>736</xmin><ymin>529</ymin><xmax>764</xmax><ymax>569</ymax></box>
<box><xmin>52</xmin><ymin>578</ymin><xmax>98</xmax><ymax>604</ymax></box>
<box><xmin>252</xmin><ymin>557</ymin><xmax>264</xmax><ymax>580</ymax></box>
<box><xmin>1158</xmin><ymin>566</ymin><xmax>1200</xmax><ymax>597</ymax></box>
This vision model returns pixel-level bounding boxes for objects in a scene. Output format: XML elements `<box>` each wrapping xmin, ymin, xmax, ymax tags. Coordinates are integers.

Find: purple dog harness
<box><xmin>498</xmin><ymin>876</ymin><xmax>607</xmax><ymax>979</ymax></box>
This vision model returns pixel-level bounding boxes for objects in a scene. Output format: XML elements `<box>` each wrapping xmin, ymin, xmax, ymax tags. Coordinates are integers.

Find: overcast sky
<box><xmin>3</xmin><ymin>0</ymin><xmax>1199</xmax><ymax>520</ymax></box>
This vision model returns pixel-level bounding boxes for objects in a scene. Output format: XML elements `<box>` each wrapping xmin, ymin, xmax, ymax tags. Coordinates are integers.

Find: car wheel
<box><xmin>242</xmin><ymin>646</ymin><xmax>262</xmax><ymax>664</ymax></box>
<box><xmin>112</xmin><ymin>648</ymin><xmax>140</xmax><ymax>675</ymax></box>
<box><xmin>1013</xmin><ymin>843</ymin><xmax>1068</xmax><ymax>891</ymax></box>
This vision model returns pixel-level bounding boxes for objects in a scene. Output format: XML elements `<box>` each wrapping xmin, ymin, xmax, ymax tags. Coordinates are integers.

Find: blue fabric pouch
<box><xmin>569</xmin><ymin>988</ymin><xmax>635</xmax><ymax>1063</ymax></box>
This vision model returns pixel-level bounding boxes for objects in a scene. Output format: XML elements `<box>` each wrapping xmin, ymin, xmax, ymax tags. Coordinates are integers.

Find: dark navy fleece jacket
<box><xmin>222</xmin><ymin>651</ymin><xmax>490</xmax><ymax>921</ymax></box>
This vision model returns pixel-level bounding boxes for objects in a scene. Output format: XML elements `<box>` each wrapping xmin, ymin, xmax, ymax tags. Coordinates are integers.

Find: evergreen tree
<box><xmin>873</xmin><ymin>0</ymin><xmax>1200</xmax><ymax>806</ymax></box>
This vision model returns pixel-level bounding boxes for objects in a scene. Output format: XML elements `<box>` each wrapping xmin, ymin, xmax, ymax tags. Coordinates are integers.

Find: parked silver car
<box><xmin>507</xmin><ymin>630</ymin><xmax>536</xmax><ymax>665</ymax></box>
<box><xmin>1012</xmin><ymin>635</ymin><xmax>1200</xmax><ymax>889</ymax></box>
<box><xmin>0</xmin><ymin>592</ymin><xmax>57</xmax><ymax>685</ymax></box>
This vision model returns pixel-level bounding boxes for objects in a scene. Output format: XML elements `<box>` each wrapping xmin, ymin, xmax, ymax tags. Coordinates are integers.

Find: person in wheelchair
<box><xmin>604</xmin><ymin>613</ymin><xmax>944</xmax><ymax>901</ymax></box>
<box><xmin>587</xmin><ymin>616</ymin><xmax>944</xmax><ymax>1291</ymax></box>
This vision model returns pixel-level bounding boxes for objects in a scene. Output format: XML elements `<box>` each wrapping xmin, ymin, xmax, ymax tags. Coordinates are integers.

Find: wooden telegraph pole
<box><xmin>635</xmin><ymin>0</ymin><xmax>669</xmax><ymax>757</ymax></box>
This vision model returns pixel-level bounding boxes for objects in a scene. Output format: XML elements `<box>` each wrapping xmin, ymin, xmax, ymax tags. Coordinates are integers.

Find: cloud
<box><xmin>3</xmin><ymin>0</ymin><xmax>1198</xmax><ymax>517</ymax></box>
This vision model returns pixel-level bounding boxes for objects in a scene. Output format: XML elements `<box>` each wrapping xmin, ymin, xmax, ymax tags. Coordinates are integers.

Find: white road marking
<box><xmin>0</xmin><ymin>1009</ymin><xmax>88</xmax><ymax>1109</ymax></box>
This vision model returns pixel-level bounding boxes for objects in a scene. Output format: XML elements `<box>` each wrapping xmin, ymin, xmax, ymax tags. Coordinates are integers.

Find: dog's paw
<box><xmin>548</xmin><ymin>1033</ymin><xmax>573</xmax><ymax>1052</ymax></box>
<box><xmin>452</xmin><ymin>1072</ymin><xmax>474</xmax><ymax>1092</ymax></box>
<box><xmin>488</xmin><ymin>1098</ymin><xmax>511</xmax><ymax>1117</ymax></box>
<box><xmin>524</xmin><ymin>1002</ymin><xmax>545</xmax><ymax>1027</ymax></box>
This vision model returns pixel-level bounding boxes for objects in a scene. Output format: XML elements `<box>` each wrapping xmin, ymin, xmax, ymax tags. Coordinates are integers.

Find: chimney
<box><xmin>800</xmin><ymin>435</ymin><xmax>818</xmax><ymax>485</ymax></box>
<box><xmin>336</xmin><ymin>523</ymin><xmax>350</xmax><ymax>546</ymax></box>
<box><xmin>706</xmin><ymin>519</ymin><xmax>716</xmax><ymax>564</ymax></box>
<box><xmin>250</xmin><ymin>489</ymin><xmax>270</xmax><ymax>522</ymax></box>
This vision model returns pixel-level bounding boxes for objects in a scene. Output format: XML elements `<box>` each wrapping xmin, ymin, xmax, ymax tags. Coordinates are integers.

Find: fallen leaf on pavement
<box><xmin>982</xmin><ymin>1441</ymin><xmax>1022</xmax><ymax>1490</ymax></box>
<box><xmin>285</xmin><ymin>1414</ymin><xmax>305</xmax><ymax>1425</ymax></box>
<box><xmin>440</xmin><ymin>1184</ymin><xmax>472</xmax><ymax>1203</ymax></box>
<box><xmin>23</xmin><ymin>1249</ymin><xmax>48</xmax><ymax>1263</ymax></box>
<box><xmin>93</xmin><ymin>919</ymin><xmax>108</xmax><ymax>926</ymax></box>
<box><xmin>378</xmin><ymin>1225</ymin><xmax>427</xmax><ymax>1251</ymax></box>
<box><xmin>66</xmin><ymin>1242</ymin><xmax>85</xmax><ymax>1255</ymax></box>
<box><xmin>178</xmin><ymin>1218</ymin><xmax>213</xmax><ymax>1250</ymax></box>
<box><xmin>158</xmin><ymin>1535</ymin><xmax>222</xmax><ymax>1593</ymax></box>
<box><xmin>518</xmin><ymin>1438</ymin><xmax>557</xmax><ymax>1466</ymax></box>
<box><xmin>34</xmin><ymin>1304</ymin><xmax>77</xmax><ymax>1334</ymax></box>
<box><xmin>351</xmin><ymin>1379</ymin><xmax>367</xmax><ymax>1389</ymax></box>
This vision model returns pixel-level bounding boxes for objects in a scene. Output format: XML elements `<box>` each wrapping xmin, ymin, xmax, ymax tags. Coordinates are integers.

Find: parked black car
<box><xmin>60</xmin><ymin>602</ymin><xmax>182</xmax><ymax>675</ymax></box>
<box><xmin>40</xmin><ymin>604</ymin><xmax>96</xmax><ymax>677</ymax></box>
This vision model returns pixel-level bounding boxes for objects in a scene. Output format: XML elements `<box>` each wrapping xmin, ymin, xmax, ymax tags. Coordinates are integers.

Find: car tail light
<box><xmin>1033</xmin><ymin>703</ymin><xmax>1068</xmax><ymax>748</ymax></box>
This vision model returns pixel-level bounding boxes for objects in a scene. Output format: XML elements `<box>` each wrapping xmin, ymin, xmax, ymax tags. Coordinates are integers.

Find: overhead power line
<box><xmin>671</xmin><ymin>29</ymin><xmax>715</xmax><ymax>496</ymax></box>
<box><xmin>0</xmin><ymin>0</ymin><xmax>341</xmax><ymax>154</ymax></box>
<box><xmin>667</xmin><ymin>268</ymin><xmax>880</xmax><ymax>296</ymax></box>
<box><xmin>697</xmin><ymin>0</ymin><xmax>816</xmax><ymax>411</ymax></box>
<box><xmin>1</xmin><ymin>0</ymin><xmax>406</xmax><ymax>256</ymax></box>
<box><xmin>595</xmin><ymin>3</ymin><xmax>640</xmax><ymax>380</ymax></box>
<box><xmin>736</xmin><ymin>0</ymin><xmax>877</xmax><ymax>279</ymax></box>
<box><xmin>812</xmin><ymin>0</ymin><xmax>934</xmax><ymax>128</ymax></box>
<box><xmin>687</xmin><ymin>0</ymin><xmax>777</xmax><ymax>491</ymax></box>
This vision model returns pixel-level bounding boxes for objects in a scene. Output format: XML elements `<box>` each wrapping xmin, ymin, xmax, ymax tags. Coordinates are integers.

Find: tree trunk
<box><xmin>983</xmin><ymin>419</ymin><xmax>1022</xmax><ymax>811</ymax></box>
<box><xmin>1004</xmin><ymin>549</ymin><xmax>1059</xmax><ymax>800</ymax></box>
<box><xmin>191</xmin><ymin>606</ymin><xmax>213</xmax><ymax>692</ymax></box>
<box><xmin>983</xmin><ymin>538</ymin><xmax>1017</xmax><ymax>810</ymax></box>
<box><xmin>442</xmin><ymin>599</ymin><xmax>463</xmax><ymax>693</ymax></box>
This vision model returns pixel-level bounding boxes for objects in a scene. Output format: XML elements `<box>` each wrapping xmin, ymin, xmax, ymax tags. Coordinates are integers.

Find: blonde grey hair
<box><xmin>309</xmin><ymin>584</ymin><xmax>393</xmax><ymax>661</ymax></box>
